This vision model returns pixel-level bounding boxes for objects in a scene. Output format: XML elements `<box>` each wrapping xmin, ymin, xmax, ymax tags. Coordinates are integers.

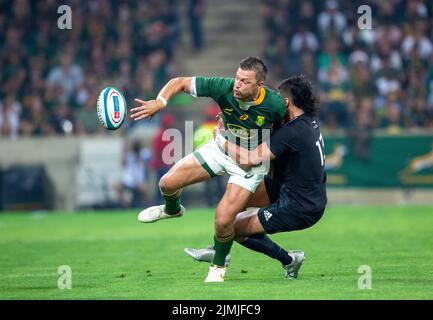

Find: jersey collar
<box><xmin>237</xmin><ymin>87</ymin><xmax>266</xmax><ymax>110</ymax></box>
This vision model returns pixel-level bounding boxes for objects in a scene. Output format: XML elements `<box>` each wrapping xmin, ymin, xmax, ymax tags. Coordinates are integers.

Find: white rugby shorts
<box><xmin>193</xmin><ymin>139</ymin><xmax>268</xmax><ymax>193</ymax></box>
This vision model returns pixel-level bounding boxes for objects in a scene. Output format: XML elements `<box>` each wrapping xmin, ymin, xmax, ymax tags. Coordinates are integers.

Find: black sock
<box><xmin>238</xmin><ymin>234</ymin><xmax>292</xmax><ymax>265</ymax></box>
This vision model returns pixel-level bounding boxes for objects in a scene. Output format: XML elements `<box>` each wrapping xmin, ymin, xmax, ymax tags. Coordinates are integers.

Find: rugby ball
<box><xmin>97</xmin><ymin>87</ymin><xmax>127</xmax><ymax>130</ymax></box>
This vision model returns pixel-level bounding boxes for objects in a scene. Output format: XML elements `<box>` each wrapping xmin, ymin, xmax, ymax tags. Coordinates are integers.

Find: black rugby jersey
<box><xmin>269</xmin><ymin>114</ymin><xmax>327</xmax><ymax>213</ymax></box>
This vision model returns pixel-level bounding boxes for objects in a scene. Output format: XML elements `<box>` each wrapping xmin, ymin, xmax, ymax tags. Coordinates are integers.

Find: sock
<box><xmin>212</xmin><ymin>233</ymin><xmax>234</xmax><ymax>267</ymax></box>
<box><xmin>161</xmin><ymin>188</ymin><xmax>182</xmax><ymax>215</ymax></box>
<box><xmin>239</xmin><ymin>234</ymin><xmax>292</xmax><ymax>265</ymax></box>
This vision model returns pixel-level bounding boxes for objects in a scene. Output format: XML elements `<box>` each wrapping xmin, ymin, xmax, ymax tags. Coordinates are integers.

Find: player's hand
<box><xmin>215</xmin><ymin>112</ymin><xmax>224</xmax><ymax>129</ymax></box>
<box><xmin>130</xmin><ymin>99</ymin><xmax>164</xmax><ymax>121</ymax></box>
<box><xmin>213</xmin><ymin>126</ymin><xmax>221</xmax><ymax>140</ymax></box>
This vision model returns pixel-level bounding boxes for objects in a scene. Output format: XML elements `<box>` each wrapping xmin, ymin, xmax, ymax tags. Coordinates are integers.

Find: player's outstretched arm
<box><xmin>214</xmin><ymin>127</ymin><xmax>275</xmax><ymax>168</ymax></box>
<box><xmin>131</xmin><ymin>77</ymin><xmax>192</xmax><ymax>121</ymax></box>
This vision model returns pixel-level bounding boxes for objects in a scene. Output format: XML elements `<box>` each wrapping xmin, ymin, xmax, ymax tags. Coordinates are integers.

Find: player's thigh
<box><xmin>246</xmin><ymin>181</ymin><xmax>270</xmax><ymax>208</ymax></box>
<box><xmin>160</xmin><ymin>153</ymin><xmax>211</xmax><ymax>191</ymax></box>
<box><xmin>215</xmin><ymin>183</ymin><xmax>252</xmax><ymax>227</ymax></box>
<box><xmin>233</xmin><ymin>209</ymin><xmax>266</xmax><ymax>239</ymax></box>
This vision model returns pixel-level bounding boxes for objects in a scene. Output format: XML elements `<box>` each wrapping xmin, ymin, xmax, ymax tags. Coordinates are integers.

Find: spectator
<box><xmin>188</xmin><ymin>0</ymin><xmax>206</xmax><ymax>50</ymax></box>
<box><xmin>115</xmin><ymin>140</ymin><xmax>151</xmax><ymax>208</ymax></box>
<box><xmin>75</xmin><ymin>92</ymin><xmax>100</xmax><ymax>135</ymax></box>
<box><xmin>47</xmin><ymin>53</ymin><xmax>84</xmax><ymax>101</ymax></box>
<box><xmin>290</xmin><ymin>24</ymin><xmax>319</xmax><ymax>54</ymax></box>
<box><xmin>378</xmin><ymin>96</ymin><xmax>404</xmax><ymax>134</ymax></box>
<box><xmin>0</xmin><ymin>93</ymin><xmax>21</xmax><ymax>139</ymax></box>
<box><xmin>20</xmin><ymin>94</ymin><xmax>50</xmax><ymax>136</ymax></box>
<box><xmin>320</xmin><ymin>64</ymin><xmax>354</xmax><ymax>128</ymax></box>
<box><xmin>317</xmin><ymin>0</ymin><xmax>347</xmax><ymax>39</ymax></box>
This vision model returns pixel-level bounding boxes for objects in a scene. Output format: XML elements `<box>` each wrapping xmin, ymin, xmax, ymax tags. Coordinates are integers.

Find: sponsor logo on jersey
<box><xmin>244</xmin><ymin>173</ymin><xmax>254</xmax><ymax>179</ymax></box>
<box><xmin>255</xmin><ymin>115</ymin><xmax>265</xmax><ymax>126</ymax></box>
<box><xmin>263</xmin><ymin>210</ymin><xmax>273</xmax><ymax>221</ymax></box>
<box><xmin>240</xmin><ymin>114</ymin><xmax>249</xmax><ymax>121</ymax></box>
<box><xmin>227</xmin><ymin>124</ymin><xmax>258</xmax><ymax>140</ymax></box>
<box><xmin>223</xmin><ymin>108</ymin><xmax>233</xmax><ymax>115</ymax></box>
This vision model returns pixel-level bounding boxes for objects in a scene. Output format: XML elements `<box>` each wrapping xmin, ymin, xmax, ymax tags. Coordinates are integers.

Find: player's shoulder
<box><xmin>195</xmin><ymin>76</ymin><xmax>234</xmax><ymax>97</ymax></box>
<box><xmin>284</xmin><ymin>114</ymin><xmax>315</xmax><ymax>130</ymax></box>
<box><xmin>263</xmin><ymin>86</ymin><xmax>284</xmax><ymax>102</ymax></box>
<box><xmin>196</xmin><ymin>76</ymin><xmax>234</xmax><ymax>86</ymax></box>
<box><xmin>263</xmin><ymin>86</ymin><xmax>286</xmax><ymax>118</ymax></box>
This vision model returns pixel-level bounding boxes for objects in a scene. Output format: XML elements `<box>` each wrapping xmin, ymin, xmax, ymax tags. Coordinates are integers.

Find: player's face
<box><xmin>234</xmin><ymin>68</ymin><xmax>263</xmax><ymax>101</ymax></box>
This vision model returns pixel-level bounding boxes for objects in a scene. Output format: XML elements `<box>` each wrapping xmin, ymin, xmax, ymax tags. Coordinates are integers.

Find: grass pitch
<box><xmin>0</xmin><ymin>206</ymin><xmax>432</xmax><ymax>300</ymax></box>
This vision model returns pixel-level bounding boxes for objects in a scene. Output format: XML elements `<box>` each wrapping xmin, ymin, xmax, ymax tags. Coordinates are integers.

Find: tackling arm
<box><xmin>215</xmin><ymin>129</ymin><xmax>275</xmax><ymax>169</ymax></box>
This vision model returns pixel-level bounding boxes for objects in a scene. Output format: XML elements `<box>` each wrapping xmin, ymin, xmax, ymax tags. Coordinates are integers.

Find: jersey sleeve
<box><xmin>192</xmin><ymin>76</ymin><xmax>234</xmax><ymax>100</ymax></box>
<box><xmin>268</xmin><ymin>125</ymin><xmax>298</xmax><ymax>158</ymax></box>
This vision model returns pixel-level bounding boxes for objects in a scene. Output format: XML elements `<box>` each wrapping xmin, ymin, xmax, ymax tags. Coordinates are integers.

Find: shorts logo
<box><xmin>264</xmin><ymin>210</ymin><xmax>273</xmax><ymax>221</ymax></box>
<box><xmin>255</xmin><ymin>116</ymin><xmax>265</xmax><ymax>126</ymax></box>
<box><xmin>240</xmin><ymin>114</ymin><xmax>249</xmax><ymax>121</ymax></box>
<box><xmin>244</xmin><ymin>173</ymin><xmax>254</xmax><ymax>179</ymax></box>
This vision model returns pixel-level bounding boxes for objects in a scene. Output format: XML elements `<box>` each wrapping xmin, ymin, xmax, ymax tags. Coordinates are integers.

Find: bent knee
<box><xmin>159</xmin><ymin>174</ymin><xmax>178</xmax><ymax>193</ymax></box>
<box><xmin>214</xmin><ymin>216</ymin><xmax>234</xmax><ymax>236</ymax></box>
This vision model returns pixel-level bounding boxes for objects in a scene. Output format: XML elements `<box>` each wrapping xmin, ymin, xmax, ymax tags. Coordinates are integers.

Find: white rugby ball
<box><xmin>97</xmin><ymin>87</ymin><xmax>127</xmax><ymax>130</ymax></box>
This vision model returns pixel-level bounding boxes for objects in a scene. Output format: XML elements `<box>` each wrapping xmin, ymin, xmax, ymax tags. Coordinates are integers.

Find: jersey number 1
<box><xmin>315</xmin><ymin>134</ymin><xmax>325</xmax><ymax>167</ymax></box>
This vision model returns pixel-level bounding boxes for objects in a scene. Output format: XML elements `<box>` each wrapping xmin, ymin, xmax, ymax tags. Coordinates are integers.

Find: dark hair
<box><xmin>239</xmin><ymin>56</ymin><xmax>267</xmax><ymax>82</ymax></box>
<box><xmin>278</xmin><ymin>74</ymin><xmax>320</xmax><ymax>116</ymax></box>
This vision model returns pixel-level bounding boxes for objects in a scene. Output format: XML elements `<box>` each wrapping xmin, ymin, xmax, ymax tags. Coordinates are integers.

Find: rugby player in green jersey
<box><xmin>130</xmin><ymin>57</ymin><xmax>286</xmax><ymax>282</ymax></box>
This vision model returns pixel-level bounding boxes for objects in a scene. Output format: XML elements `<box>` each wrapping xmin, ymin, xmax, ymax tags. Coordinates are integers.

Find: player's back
<box><xmin>270</xmin><ymin>114</ymin><xmax>327</xmax><ymax>213</ymax></box>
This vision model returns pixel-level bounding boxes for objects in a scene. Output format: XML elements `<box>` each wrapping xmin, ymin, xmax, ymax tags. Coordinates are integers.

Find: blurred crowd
<box><xmin>0</xmin><ymin>0</ymin><xmax>183</xmax><ymax>139</ymax></box>
<box><xmin>1</xmin><ymin>0</ymin><xmax>432</xmax><ymax>142</ymax></box>
<box><xmin>261</xmin><ymin>0</ymin><xmax>433</xmax><ymax>132</ymax></box>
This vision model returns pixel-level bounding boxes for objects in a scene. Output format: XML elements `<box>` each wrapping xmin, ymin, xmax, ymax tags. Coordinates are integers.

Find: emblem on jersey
<box><xmin>227</xmin><ymin>124</ymin><xmax>258</xmax><ymax>140</ymax></box>
<box><xmin>255</xmin><ymin>115</ymin><xmax>265</xmax><ymax>126</ymax></box>
<box><xmin>240</xmin><ymin>114</ymin><xmax>249</xmax><ymax>121</ymax></box>
<box><xmin>312</xmin><ymin>120</ymin><xmax>318</xmax><ymax>129</ymax></box>
<box><xmin>223</xmin><ymin>108</ymin><xmax>233</xmax><ymax>115</ymax></box>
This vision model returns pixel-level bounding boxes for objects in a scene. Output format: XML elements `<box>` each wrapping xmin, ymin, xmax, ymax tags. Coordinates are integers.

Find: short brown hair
<box><xmin>239</xmin><ymin>56</ymin><xmax>267</xmax><ymax>82</ymax></box>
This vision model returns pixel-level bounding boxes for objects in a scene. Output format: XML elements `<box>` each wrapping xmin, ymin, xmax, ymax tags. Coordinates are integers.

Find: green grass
<box><xmin>0</xmin><ymin>206</ymin><xmax>432</xmax><ymax>299</ymax></box>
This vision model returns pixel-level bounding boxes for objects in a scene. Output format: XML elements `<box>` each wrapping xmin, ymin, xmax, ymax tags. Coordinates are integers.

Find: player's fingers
<box><xmin>134</xmin><ymin>98</ymin><xmax>147</xmax><ymax>105</ymax></box>
<box><xmin>130</xmin><ymin>104</ymin><xmax>150</xmax><ymax>113</ymax></box>
<box><xmin>134</xmin><ymin>113</ymin><xmax>150</xmax><ymax>121</ymax></box>
<box><xmin>130</xmin><ymin>109</ymin><xmax>146</xmax><ymax>118</ymax></box>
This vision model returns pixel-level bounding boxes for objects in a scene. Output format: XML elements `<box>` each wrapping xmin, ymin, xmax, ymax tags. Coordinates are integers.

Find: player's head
<box><xmin>278</xmin><ymin>74</ymin><xmax>319</xmax><ymax>117</ymax></box>
<box><xmin>234</xmin><ymin>57</ymin><xmax>267</xmax><ymax>100</ymax></box>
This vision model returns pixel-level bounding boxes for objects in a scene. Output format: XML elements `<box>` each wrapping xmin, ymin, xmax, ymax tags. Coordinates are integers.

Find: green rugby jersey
<box><xmin>192</xmin><ymin>76</ymin><xmax>286</xmax><ymax>150</ymax></box>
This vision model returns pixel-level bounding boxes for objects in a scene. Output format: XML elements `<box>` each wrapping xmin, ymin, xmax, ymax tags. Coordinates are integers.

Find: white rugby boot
<box><xmin>283</xmin><ymin>250</ymin><xmax>305</xmax><ymax>279</ymax></box>
<box><xmin>184</xmin><ymin>245</ymin><xmax>231</xmax><ymax>267</ymax></box>
<box><xmin>204</xmin><ymin>265</ymin><xmax>227</xmax><ymax>282</ymax></box>
<box><xmin>137</xmin><ymin>205</ymin><xmax>185</xmax><ymax>223</ymax></box>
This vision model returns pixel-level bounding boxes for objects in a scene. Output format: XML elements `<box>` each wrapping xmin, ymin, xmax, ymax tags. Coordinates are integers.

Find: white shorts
<box><xmin>193</xmin><ymin>139</ymin><xmax>268</xmax><ymax>193</ymax></box>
